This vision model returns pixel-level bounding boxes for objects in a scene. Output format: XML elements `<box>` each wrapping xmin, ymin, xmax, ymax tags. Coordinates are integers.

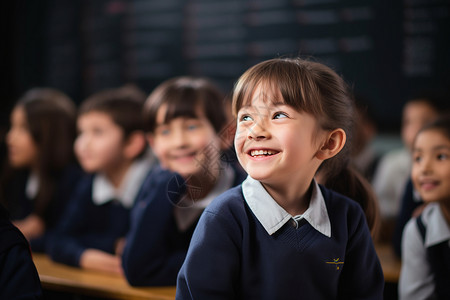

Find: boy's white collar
<box><xmin>92</xmin><ymin>153</ymin><xmax>155</xmax><ymax>208</ymax></box>
<box><xmin>242</xmin><ymin>176</ymin><xmax>331</xmax><ymax>237</ymax></box>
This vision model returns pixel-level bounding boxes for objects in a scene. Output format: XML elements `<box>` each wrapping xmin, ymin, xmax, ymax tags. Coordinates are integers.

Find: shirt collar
<box><xmin>175</xmin><ymin>164</ymin><xmax>235</xmax><ymax>231</ymax></box>
<box><xmin>25</xmin><ymin>172</ymin><xmax>39</xmax><ymax>200</ymax></box>
<box><xmin>92</xmin><ymin>155</ymin><xmax>154</xmax><ymax>208</ymax></box>
<box><xmin>422</xmin><ymin>203</ymin><xmax>450</xmax><ymax>247</ymax></box>
<box><xmin>242</xmin><ymin>176</ymin><xmax>331</xmax><ymax>237</ymax></box>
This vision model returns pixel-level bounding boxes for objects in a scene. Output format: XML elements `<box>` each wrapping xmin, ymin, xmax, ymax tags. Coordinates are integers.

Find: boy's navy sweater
<box><xmin>47</xmin><ymin>173</ymin><xmax>133</xmax><ymax>267</ymax></box>
<box><xmin>122</xmin><ymin>165</ymin><xmax>246</xmax><ymax>286</ymax></box>
<box><xmin>0</xmin><ymin>204</ymin><xmax>43</xmax><ymax>299</ymax></box>
<box><xmin>177</xmin><ymin>185</ymin><xmax>384</xmax><ymax>300</ymax></box>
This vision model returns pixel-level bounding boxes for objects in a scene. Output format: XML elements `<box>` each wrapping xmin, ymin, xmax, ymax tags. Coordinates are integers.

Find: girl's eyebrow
<box><xmin>413</xmin><ymin>145</ymin><xmax>450</xmax><ymax>152</ymax></box>
<box><xmin>433</xmin><ymin>145</ymin><xmax>450</xmax><ymax>151</ymax></box>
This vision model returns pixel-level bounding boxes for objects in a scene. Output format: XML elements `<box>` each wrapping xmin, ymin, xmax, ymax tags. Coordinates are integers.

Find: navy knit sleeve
<box><xmin>176</xmin><ymin>194</ymin><xmax>242</xmax><ymax>299</ymax></box>
<box><xmin>337</xmin><ymin>198</ymin><xmax>385</xmax><ymax>299</ymax></box>
<box><xmin>122</xmin><ymin>169</ymin><xmax>187</xmax><ymax>286</ymax></box>
<box><xmin>46</xmin><ymin>182</ymin><xmax>92</xmax><ymax>267</ymax></box>
<box><xmin>47</xmin><ymin>176</ymin><xmax>120</xmax><ymax>267</ymax></box>
<box><xmin>0</xmin><ymin>205</ymin><xmax>43</xmax><ymax>299</ymax></box>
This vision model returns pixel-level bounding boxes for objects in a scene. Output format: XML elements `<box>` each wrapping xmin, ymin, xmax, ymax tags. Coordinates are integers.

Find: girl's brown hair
<box><xmin>232</xmin><ymin>57</ymin><xmax>380</xmax><ymax>237</ymax></box>
<box><xmin>143</xmin><ymin>76</ymin><xmax>227</xmax><ymax>134</ymax></box>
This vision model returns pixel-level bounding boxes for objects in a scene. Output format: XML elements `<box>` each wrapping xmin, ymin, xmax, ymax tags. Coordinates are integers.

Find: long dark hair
<box><xmin>1</xmin><ymin>88</ymin><xmax>77</xmax><ymax>217</ymax></box>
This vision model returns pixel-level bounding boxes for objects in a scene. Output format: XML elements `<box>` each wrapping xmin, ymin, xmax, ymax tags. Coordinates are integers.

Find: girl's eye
<box><xmin>413</xmin><ymin>154</ymin><xmax>422</xmax><ymax>163</ymax></box>
<box><xmin>240</xmin><ymin>115</ymin><xmax>253</xmax><ymax>122</ymax></box>
<box><xmin>437</xmin><ymin>153</ymin><xmax>448</xmax><ymax>160</ymax></box>
<box><xmin>160</xmin><ymin>128</ymin><xmax>170</xmax><ymax>136</ymax></box>
<box><xmin>273</xmin><ymin>112</ymin><xmax>288</xmax><ymax>119</ymax></box>
<box><xmin>186</xmin><ymin>124</ymin><xmax>198</xmax><ymax>131</ymax></box>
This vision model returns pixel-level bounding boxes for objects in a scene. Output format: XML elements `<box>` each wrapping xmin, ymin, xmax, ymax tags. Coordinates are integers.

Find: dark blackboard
<box><xmin>3</xmin><ymin>0</ymin><xmax>450</xmax><ymax>132</ymax></box>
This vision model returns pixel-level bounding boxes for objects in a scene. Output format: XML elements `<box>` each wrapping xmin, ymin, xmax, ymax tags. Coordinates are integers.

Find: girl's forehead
<box><xmin>242</xmin><ymin>84</ymin><xmax>284</xmax><ymax>108</ymax></box>
<box><xmin>156</xmin><ymin>102</ymin><xmax>206</xmax><ymax>124</ymax></box>
<box><xmin>415</xmin><ymin>129</ymin><xmax>450</xmax><ymax>147</ymax></box>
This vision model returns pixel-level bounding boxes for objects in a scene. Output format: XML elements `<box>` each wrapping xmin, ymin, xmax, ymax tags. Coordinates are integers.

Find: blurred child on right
<box><xmin>372</xmin><ymin>97</ymin><xmax>440</xmax><ymax>240</ymax></box>
<box><xmin>399</xmin><ymin>115</ymin><xmax>450</xmax><ymax>300</ymax></box>
<box><xmin>47</xmin><ymin>85</ymin><xmax>155</xmax><ymax>274</ymax></box>
<box><xmin>122</xmin><ymin>76</ymin><xmax>246</xmax><ymax>286</ymax></box>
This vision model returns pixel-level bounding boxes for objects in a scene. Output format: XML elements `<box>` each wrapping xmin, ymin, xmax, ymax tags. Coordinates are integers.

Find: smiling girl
<box><xmin>122</xmin><ymin>76</ymin><xmax>246</xmax><ymax>286</ymax></box>
<box><xmin>176</xmin><ymin>58</ymin><xmax>384</xmax><ymax>300</ymax></box>
<box><xmin>399</xmin><ymin>115</ymin><xmax>450</xmax><ymax>300</ymax></box>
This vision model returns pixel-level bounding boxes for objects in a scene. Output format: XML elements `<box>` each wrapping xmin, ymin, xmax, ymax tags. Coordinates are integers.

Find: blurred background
<box><xmin>1</xmin><ymin>0</ymin><xmax>449</xmax><ymax>135</ymax></box>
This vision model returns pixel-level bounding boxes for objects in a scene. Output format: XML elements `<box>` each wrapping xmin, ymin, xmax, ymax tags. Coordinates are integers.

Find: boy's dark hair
<box><xmin>79</xmin><ymin>84</ymin><xmax>146</xmax><ymax>137</ymax></box>
<box><xmin>143</xmin><ymin>77</ymin><xmax>227</xmax><ymax>134</ymax></box>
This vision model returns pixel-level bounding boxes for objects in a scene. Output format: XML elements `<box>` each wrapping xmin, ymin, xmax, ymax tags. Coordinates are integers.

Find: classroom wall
<box><xmin>1</xmin><ymin>0</ymin><xmax>449</xmax><ymax>133</ymax></box>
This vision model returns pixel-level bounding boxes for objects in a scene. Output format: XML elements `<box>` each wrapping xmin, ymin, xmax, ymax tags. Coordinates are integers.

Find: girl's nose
<box><xmin>420</xmin><ymin>156</ymin><xmax>433</xmax><ymax>174</ymax></box>
<box><xmin>248</xmin><ymin>121</ymin><xmax>270</xmax><ymax>141</ymax></box>
<box><xmin>172</xmin><ymin>129</ymin><xmax>188</xmax><ymax>147</ymax></box>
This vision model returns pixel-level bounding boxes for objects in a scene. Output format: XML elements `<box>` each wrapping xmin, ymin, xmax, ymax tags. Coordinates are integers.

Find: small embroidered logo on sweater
<box><xmin>326</xmin><ymin>258</ymin><xmax>344</xmax><ymax>270</ymax></box>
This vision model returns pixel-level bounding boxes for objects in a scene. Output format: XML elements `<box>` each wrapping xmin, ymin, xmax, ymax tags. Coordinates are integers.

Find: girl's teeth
<box><xmin>251</xmin><ymin>150</ymin><xmax>274</xmax><ymax>156</ymax></box>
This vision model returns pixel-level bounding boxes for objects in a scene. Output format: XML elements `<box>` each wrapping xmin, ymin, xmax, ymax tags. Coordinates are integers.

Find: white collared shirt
<box><xmin>174</xmin><ymin>165</ymin><xmax>235</xmax><ymax>232</ymax></box>
<box><xmin>25</xmin><ymin>172</ymin><xmax>39</xmax><ymax>200</ymax></box>
<box><xmin>242</xmin><ymin>176</ymin><xmax>331</xmax><ymax>237</ymax></box>
<box><xmin>92</xmin><ymin>154</ymin><xmax>155</xmax><ymax>209</ymax></box>
<box><xmin>399</xmin><ymin>203</ymin><xmax>450</xmax><ymax>300</ymax></box>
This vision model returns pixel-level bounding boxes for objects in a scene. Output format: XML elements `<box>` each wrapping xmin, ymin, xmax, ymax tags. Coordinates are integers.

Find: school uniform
<box><xmin>122</xmin><ymin>163</ymin><xmax>246</xmax><ymax>286</ymax></box>
<box><xmin>0</xmin><ymin>204</ymin><xmax>43</xmax><ymax>299</ymax></box>
<box><xmin>392</xmin><ymin>178</ymin><xmax>423</xmax><ymax>257</ymax></box>
<box><xmin>2</xmin><ymin>164</ymin><xmax>84</xmax><ymax>252</ymax></box>
<box><xmin>176</xmin><ymin>176</ymin><xmax>384</xmax><ymax>300</ymax></box>
<box><xmin>47</xmin><ymin>157</ymin><xmax>153</xmax><ymax>267</ymax></box>
<box><xmin>399</xmin><ymin>203</ymin><xmax>450</xmax><ymax>300</ymax></box>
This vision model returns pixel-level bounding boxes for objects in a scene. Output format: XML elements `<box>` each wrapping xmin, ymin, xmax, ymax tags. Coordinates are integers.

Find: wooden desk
<box><xmin>375</xmin><ymin>243</ymin><xmax>402</xmax><ymax>283</ymax></box>
<box><xmin>32</xmin><ymin>253</ymin><xmax>176</xmax><ymax>300</ymax></box>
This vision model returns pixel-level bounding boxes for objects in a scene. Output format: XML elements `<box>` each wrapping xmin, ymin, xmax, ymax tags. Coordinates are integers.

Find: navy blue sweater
<box><xmin>47</xmin><ymin>173</ymin><xmax>134</xmax><ymax>267</ymax></box>
<box><xmin>176</xmin><ymin>185</ymin><xmax>384</xmax><ymax>300</ymax></box>
<box><xmin>1</xmin><ymin>164</ymin><xmax>84</xmax><ymax>252</ymax></box>
<box><xmin>0</xmin><ymin>204</ymin><xmax>43</xmax><ymax>299</ymax></box>
<box><xmin>122</xmin><ymin>165</ymin><xmax>246</xmax><ymax>286</ymax></box>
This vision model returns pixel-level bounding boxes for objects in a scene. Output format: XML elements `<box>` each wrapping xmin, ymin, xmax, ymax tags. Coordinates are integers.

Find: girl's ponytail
<box><xmin>317</xmin><ymin>165</ymin><xmax>380</xmax><ymax>240</ymax></box>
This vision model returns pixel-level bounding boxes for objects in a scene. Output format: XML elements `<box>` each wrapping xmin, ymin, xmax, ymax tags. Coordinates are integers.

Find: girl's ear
<box><xmin>123</xmin><ymin>131</ymin><xmax>147</xmax><ymax>159</ymax></box>
<box><xmin>315</xmin><ymin>129</ymin><xmax>346</xmax><ymax>160</ymax></box>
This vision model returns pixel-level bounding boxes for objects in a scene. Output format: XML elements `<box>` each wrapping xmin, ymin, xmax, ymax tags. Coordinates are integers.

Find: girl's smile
<box><xmin>417</xmin><ymin>178</ymin><xmax>439</xmax><ymax>192</ymax></box>
<box><xmin>248</xmin><ymin>148</ymin><xmax>280</xmax><ymax>159</ymax></box>
<box><xmin>168</xmin><ymin>150</ymin><xmax>197</xmax><ymax>163</ymax></box>
<box><xmin>412</xmin><ymin>129</ymin><xmax>450</xmax><ymax>203</ymax></box>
